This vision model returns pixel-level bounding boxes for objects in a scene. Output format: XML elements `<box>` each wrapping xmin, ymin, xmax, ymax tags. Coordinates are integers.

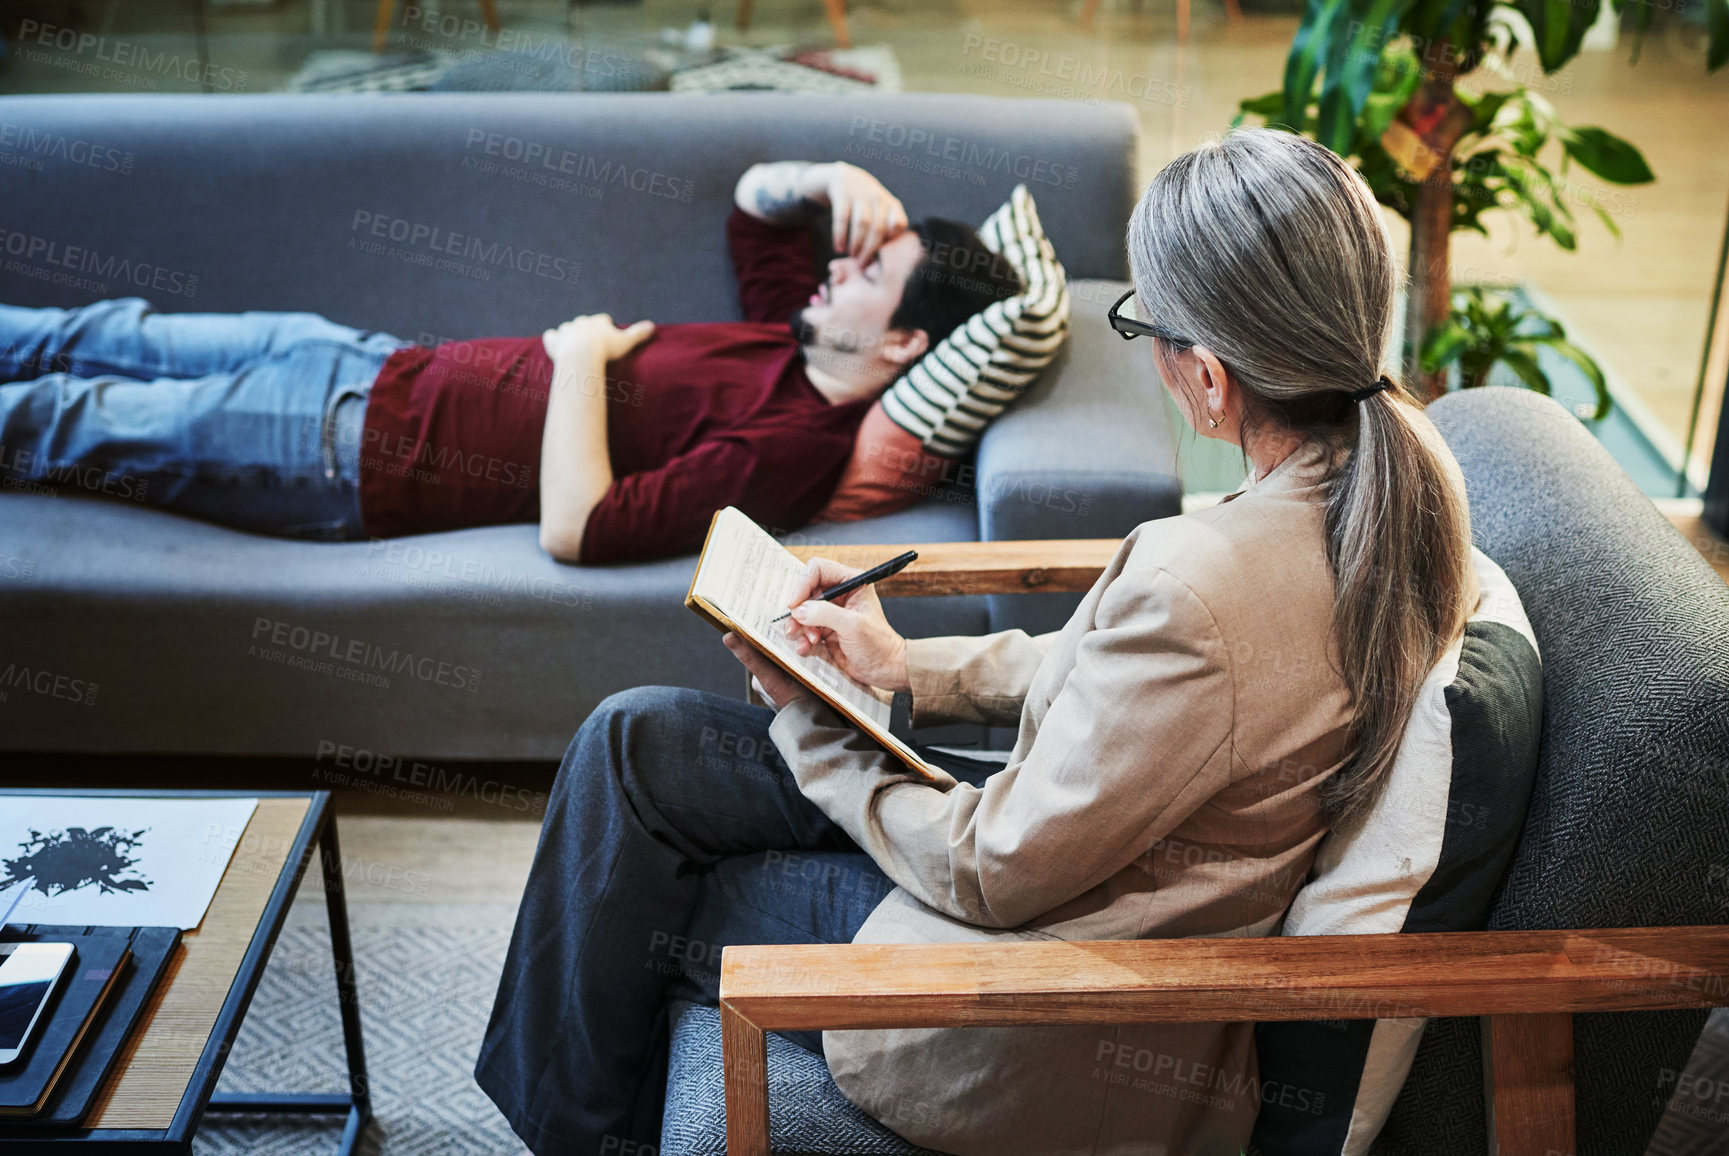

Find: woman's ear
<box><xmin>1191</xmin><ymin>346</ymin><xmax>1234</xmax><ymax>429</ymax></box>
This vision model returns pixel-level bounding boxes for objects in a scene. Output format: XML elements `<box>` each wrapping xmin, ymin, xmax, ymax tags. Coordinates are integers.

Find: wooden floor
<box><xmin>1668</xmin><ymin>510</ymin><xmax>1729</xmax><ymax>584</ymax></box>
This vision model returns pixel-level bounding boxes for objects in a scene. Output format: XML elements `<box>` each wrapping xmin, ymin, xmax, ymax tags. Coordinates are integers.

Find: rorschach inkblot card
<box><xmin>0</xmin><ymin>796</ymin><xmax>259</xmax><ymax>930</ymax></box>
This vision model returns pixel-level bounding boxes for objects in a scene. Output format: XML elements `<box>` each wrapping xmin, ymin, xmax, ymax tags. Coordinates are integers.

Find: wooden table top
<box><xmin>80</xmin><ymin>796</ymin><xmax>313</xmax><ymax>1132</ymax></box>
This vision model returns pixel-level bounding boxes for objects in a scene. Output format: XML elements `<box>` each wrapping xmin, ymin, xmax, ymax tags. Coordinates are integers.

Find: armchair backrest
<box><xmin>1379</xmin><ymin>387</ymin><xmax>1729</xmax><ymax>1156</ymax></box>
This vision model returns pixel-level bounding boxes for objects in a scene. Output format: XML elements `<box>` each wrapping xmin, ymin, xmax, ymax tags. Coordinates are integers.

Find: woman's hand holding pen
<box><xmin>782</xmin><ymin>558</ymin><xmax>911</xmax><ymax>693</ymax></box>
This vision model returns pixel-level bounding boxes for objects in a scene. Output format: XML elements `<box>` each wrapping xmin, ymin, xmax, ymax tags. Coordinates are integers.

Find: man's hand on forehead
<box><xmin>823</xmin><ymin>163</ymin><xmax>909</xmax><ymax>265</ymax></box>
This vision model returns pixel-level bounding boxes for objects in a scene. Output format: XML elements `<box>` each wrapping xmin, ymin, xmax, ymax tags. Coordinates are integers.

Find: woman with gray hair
<box><xmin>477</xmin><ymin>126</ymin><xmax>1479</xmax><ymax>1156</ymax></box>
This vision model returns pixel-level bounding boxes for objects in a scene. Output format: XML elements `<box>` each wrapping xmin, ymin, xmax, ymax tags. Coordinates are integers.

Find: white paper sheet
<box><xmin>0</xmin><ymin>797</ymin><xmax>260</xmax><ymax>930</ymax></box>
<box><xmin>691</xmin><ymin>507</ymin><xmax>894</xmax><ymax>726</ymax></box>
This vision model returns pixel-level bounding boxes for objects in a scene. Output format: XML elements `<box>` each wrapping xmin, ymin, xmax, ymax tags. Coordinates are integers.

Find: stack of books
<box><xmin>0</xmin><ymin>925</ymin><xmax>181</xmax><ymax>1126</ymax></box>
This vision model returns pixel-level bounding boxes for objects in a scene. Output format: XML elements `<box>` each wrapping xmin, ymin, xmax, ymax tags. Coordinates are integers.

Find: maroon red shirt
<box><xmin>358</xmin><ymin>210</ymin><xmax>871</xmax><ymax>563</ymax></box>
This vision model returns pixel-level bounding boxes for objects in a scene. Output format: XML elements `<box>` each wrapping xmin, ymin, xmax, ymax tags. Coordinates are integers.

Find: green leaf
<box><xmin>1420</xmin><ymin>322</ymin><xmax>1475</xmax><ymax>372</ymax></box>
<box><xmin>1283</xmin><ymin>0</ymin><xmax>1348</xmax><ymax>132</ymax></box>
<box><xmin>1314</xmin><ymin>0</ymin><xmax>1419</xmax><ymax>154</ymax></box>
<box><xmin>1536</xmin><ymin>337</ymin><xmax>1614</xmax><ymax>419</ymax></box>
<box><xmin>1359</xmin><ymin>49</ymin><xmax>1424</xmax><ymax>141</ymax></box>
<box><xmin>1589</xmin><ymin>200</ymin><xmax>1623</xmax><ymax>240</ymax></box>
<box><xmin>1460</xmin><ymin>88</ymin><xmax>1514</xmax><ymax>134</ymax></box>
<box><xmin>1493</xmin><ymin>89</ymin><xmax>1551</xmax><ymax>157</ymax></box>
<box><xmin>1239</xmin><ymin>90</ymin><xmax>1288</xmax><ymax>120</ymax></box>
<box><xmin>1497</xmin><ymin>347</ymin><xmax>1554</xmax><ymax>395</ymax></box>
<box><xmin>1560</xmin><ymin>126</ymin><xmax>1655</xmax><ymax>184</ymax></box>
<box><xmin>1708</xmin><ymin>0</ymin><xmax>1729</xmax><ymax>70</ymax></box>
<box><xmin>1514</xmin><ymin>0</ymin><xmax>1602</xmax><ymax>72</ymax></box>
<box><xmin>1499</xmin><ymin>161</ymin><xmax>1578</xmax><ymax>249</ymax></box>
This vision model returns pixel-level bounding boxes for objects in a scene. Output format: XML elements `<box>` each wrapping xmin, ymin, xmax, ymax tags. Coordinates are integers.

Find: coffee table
<box><xmin>0</xmin><ymin>789</ymin><xmax>369</xmax><ymax>1155</ymax></box>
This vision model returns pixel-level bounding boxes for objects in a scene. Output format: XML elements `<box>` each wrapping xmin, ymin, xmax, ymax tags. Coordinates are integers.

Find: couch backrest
<box><xmin>1377</xmin><ymin>387</ymin><xmax>1729</xmax><ymax>1156</ymax></box>
<box><xmin>0</xmin><ymin>92</ymin><xmax>1137</xmax><ymax>344</ymax></box>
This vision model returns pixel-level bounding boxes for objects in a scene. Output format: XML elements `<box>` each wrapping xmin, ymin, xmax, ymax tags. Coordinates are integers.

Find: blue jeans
<box><xmin>0</xmin><ymin>297</ymin><xmax>405</xmax><ymax>539</ymax></box>
<box><xmin>474</xmin><ymin>686</ymin><xmax>1002</xmax><ymax>1156</ymax></box>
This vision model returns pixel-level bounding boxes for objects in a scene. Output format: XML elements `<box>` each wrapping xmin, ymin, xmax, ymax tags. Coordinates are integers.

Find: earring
<box><xmin>1206</xmin><ymin>411</ymin><xmax>1222</xmax><ymax>429</ymax></box>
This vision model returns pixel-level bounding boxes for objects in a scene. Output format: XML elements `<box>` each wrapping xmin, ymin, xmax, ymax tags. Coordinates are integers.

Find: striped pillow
<box><xmin>880</xmin><ymin>184</ymin><xmax>1070</xmax><ymax>459</ymax></box>
<box><xmin>1249</xmin><ymin>548</ymin><xmax>1544</xmax><ymax>1156</ymax></box>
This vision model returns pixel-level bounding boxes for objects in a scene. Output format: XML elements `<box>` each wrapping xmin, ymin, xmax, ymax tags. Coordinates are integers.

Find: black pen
<box><xmin>770</xmin><ymin>550</ymin><xmax>919</xmax><ymax>624</ymax></box>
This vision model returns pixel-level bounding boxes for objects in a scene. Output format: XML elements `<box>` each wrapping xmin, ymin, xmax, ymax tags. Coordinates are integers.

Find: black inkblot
<box><xmin>1</xmin><ymin>827</ymin><xmax>153</xmax><ymax>897</ymax></box>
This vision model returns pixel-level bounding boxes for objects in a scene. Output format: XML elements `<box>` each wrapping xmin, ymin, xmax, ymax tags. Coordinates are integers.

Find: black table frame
<box><xmin>0</xmin><ymin>789</ymin><xmax>370</xmax><ymax>1155</ymax></box>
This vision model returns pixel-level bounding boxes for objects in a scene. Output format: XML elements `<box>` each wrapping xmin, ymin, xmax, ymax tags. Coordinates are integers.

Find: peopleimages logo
<box><xmin>461</xmin><ymin>130</ymin><xmax>695</xmax><ymax>202</ymax></box>
<box><xmin>248</xmin><ymin>617</ymin><xmax>482</xmax><ymax>692</ymax></box>
<box><xmin>0</xmin><ymin>228</ymin><xmax>198</xmax><ymax>298</ymax></box>
<box><xmin>959</xmin><ymin>34</ymin><xmax>1190</xmax><ymax>109</ymax></box>
<box><xmin>0</xmin><ymin>123</ymin><xmax>134</xmax><ymax>174</ymax></box>
<box><xmin>363</xmin><ymin>426</ymin><xmax>535</xmax><ymax>489</ymax></box>
<box><xmin>846</xmin><ymin>116</ymin><xmax>1079</xmax><ymax>189</ymax></box>
<box><xmin>14</xmin><ymin>20</ymin><xmax>249</xmax><ymax>91</ymax></box>
<box><xmin>0</xmin><ymin>663</ymin><xmax>99</xmax><ymax>706</ymax></box>
<box><xmin>348</xmin><ymin>211</ymin><xmax>580</xmax><ymax>283</ymax></box>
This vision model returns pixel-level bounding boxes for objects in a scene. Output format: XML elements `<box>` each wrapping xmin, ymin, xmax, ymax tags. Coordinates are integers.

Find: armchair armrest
<box><xmin>717</xmin><ymin>926</ymin><xmax>1729</xmax><ymax>1156</ymax></box>
<box><xmin>785</xmin><ymin>539</ymin><xmax>1120</xmax><ymax>597</ymax></box>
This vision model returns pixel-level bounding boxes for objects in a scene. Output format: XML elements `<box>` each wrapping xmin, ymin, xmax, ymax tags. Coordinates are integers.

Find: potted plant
<box><xmin>1238</xmin><ymin>0</ymin><xmax>1726</xmax><ymax>408</ymax></box>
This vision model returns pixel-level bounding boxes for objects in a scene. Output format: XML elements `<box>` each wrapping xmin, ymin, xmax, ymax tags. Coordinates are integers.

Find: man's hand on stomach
<box><xmin>536</xmin><ymin>313</ymin><xmax>655</xmax><ymax>563</ymax></box>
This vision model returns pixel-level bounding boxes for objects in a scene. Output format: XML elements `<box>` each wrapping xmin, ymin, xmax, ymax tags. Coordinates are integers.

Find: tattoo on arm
<box><xmin>746</xmin><ymin>161</ymin><xmax>822</xmax><ymax>222</ymax></box>
<box><xmin>754</xmin><ymin>185</ymin><xmax>820</xmax><ymax>221</ymax></box>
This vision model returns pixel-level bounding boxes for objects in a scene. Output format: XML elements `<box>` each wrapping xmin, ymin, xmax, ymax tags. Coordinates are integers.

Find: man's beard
<box><xmin>790</xmin><ymin>308</ymin><xmax>861</xmax><ymax>354</ymax></box>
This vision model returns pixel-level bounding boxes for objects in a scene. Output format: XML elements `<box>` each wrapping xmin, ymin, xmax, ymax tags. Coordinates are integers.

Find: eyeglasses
<box><xmin>1107</xmin><ymin>289</ymin><xmax>1192</xmax><ymax>348</ymax></box>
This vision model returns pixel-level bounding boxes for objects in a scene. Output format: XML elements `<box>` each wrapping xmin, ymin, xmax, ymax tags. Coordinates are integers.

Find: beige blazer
<box><xmin>767</xmin><ymin>438</ymin><xmax>1364</xmax><ymax>1155</ymax></box>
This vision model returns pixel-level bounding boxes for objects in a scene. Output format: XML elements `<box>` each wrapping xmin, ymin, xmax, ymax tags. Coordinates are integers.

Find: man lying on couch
<box><xmin>0</xmin><ymin>161</ymin><xmax>1021</xmax><ymax>563</ymax></box>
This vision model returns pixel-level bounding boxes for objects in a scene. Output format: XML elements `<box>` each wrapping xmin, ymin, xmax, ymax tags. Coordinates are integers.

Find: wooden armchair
<box><xmin>705</xmin><ymin>540</ymin><xmax>1729</xmax><ymax>1156</ymax></box>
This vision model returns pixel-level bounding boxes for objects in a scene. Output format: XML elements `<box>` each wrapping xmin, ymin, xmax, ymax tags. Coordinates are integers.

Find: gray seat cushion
<box><xmin>0</xmin><ymin>494</ymin><xmax>987</xmax><ymax>758</ymax></box>
<box><xmin>660</xmin><ymin>1002</ymin><xmax>937</xmax><ymax>1156</ymax></box>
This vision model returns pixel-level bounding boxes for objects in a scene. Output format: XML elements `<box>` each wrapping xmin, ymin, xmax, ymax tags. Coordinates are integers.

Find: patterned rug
<box><xmin>196</xmin><ymin>902</ymin><xmax>526</xmax><ymax>1156</ymax></box>
<box><xmin>194</xmin><ymin>901</ymin><xmax>1728</xmax><ymax>1154</ymax></box>
<box><xmin>669</xmin><ymin>45</ymin><xmax>901</xmax><ymax>93</ymax></box>
<box><xmin>281</xmin><ymin>50</ymin><xmax>457</xmax><ymax>94</ymax></box>
<box><xmin>281</xmin><ymin>43</ymin><xmax>900</xmax><ymax>95</ymax></box>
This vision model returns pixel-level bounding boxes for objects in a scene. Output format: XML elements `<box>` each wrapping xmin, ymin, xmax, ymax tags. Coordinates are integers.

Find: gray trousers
<box><xmin>474</xmin><ymin>685</ymin><xmax>1000</xmax><ymax>1156</ymax></box>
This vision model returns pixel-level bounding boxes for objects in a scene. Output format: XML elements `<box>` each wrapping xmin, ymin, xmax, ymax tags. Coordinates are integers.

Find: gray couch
<box><xmin>0</xmin><ymin>92</ymin><xmax>1178</xmax><ymax>759</ymax></box>
<box><xmin>656</xmin><ymin>387</ymin><xmax>1729</xmax><ymax>1156</ymax></box>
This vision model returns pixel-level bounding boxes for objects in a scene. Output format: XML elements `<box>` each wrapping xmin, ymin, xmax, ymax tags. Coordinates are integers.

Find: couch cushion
<box><xmin>1251</xmin><ymin>549</ymin><xmax>1543</xmax><ymax>1156</ymax></box>
<box><xmin>0</xmin><ymin>492</ymin><xmax>988</xmax><ymax>758</ymax></box>
<box><xmin>660</xmin><ymin>1001</ymin><xmax>934</xmax><ymax>1156</ymax></box>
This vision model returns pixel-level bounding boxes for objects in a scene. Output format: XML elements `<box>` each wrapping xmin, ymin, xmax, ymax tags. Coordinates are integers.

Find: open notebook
<box><xmin>685</xmin><ymin>507</ymin><xmax>942</xmax><ymax>783</ymax></box>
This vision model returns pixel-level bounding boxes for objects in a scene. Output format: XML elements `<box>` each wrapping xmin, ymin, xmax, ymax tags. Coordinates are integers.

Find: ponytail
<box><xmin>1321</xmin><ymin>387</ymin><xmax>1473</xmax><ymax>824</ymax></box>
